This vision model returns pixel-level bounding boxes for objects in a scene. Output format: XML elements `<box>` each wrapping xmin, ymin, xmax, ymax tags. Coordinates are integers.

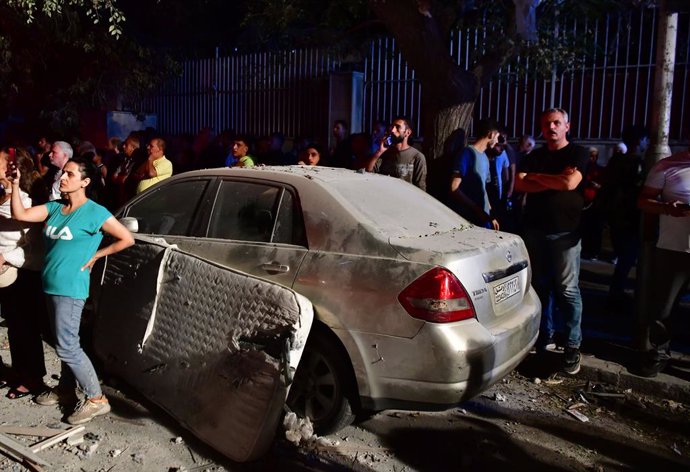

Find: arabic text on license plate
<box><xmin>493</xmin><ymin>277</ymin><xmax>520</xmax><ymax>304</ymax></box>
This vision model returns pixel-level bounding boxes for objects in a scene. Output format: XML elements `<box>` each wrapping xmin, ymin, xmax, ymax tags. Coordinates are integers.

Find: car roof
<box><xmin>169</xmin><ymin>166</ymin><xmax>468</xmax><ymax>242</ymax></box>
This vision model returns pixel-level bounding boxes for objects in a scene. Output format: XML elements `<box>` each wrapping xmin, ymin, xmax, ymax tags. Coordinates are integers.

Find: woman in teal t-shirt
<box><xmin>10</xmin><ymin>157</ymin><xmax>134</xmax><ymax>425</ymax></box>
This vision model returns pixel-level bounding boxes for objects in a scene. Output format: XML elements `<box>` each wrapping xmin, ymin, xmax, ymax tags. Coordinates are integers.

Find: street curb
<box><xmin>577</xmin><ymin>354</ymin><xmax>690</xmax><ymax>404</ymax></box>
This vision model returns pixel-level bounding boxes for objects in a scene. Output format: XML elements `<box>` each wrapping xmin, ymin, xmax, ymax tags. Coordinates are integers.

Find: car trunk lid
<box><xmin>389</xmin><ymin>227</ymin><xmax>531</xmax><ymax>326</ymax></box>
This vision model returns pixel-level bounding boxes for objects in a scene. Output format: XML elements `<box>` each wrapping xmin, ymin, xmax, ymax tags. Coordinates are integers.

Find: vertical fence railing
<box><xmin>138</xmin><ymin>49</ymin><xmax>341</xmax><ymax>140</ymax></box>
<box><xmin>362</xmin><ymin>7</ymin><xmax>688</xmax><ymax>142</ymax></box>
<box><xmin>138</xmin><ymin>8</ymin><xmax>688</xmax><ymax>144</ymax></box>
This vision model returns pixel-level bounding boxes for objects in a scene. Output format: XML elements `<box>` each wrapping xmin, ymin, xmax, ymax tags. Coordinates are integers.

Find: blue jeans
<box><xmin>46</xmin><ymin>295</ymin><xmax>102</xmax><ymax>398</ymax></box>
<box><xmin>524</xmin><ymin>229</ymin><xmax>583</xmax><ymax>349</ymax></box>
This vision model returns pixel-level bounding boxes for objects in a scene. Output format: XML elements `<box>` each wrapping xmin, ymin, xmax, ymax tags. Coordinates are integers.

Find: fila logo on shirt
<box><xmin>46</xmin><ymin>226</ymin><xmax>74</xmax><ymax>241</ymax></box>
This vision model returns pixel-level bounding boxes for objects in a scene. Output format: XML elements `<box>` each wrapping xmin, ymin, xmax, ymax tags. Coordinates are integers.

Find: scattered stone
<box><xmin>110</xmin><ymin>449</ymin><xmax>122</xmax><ymax>458</ymax></box>
<box><xmin>670</xmin><ymin>443</ymin><xmax>682</xmax><ymax>456</ymax></box>
<box><xmin>67</xmin><ymin>434</ymin><xmax>84</xmax><ymax>446</ymax></box>
<box><xmin>84</xmin><ymin>432</ymin><xmax>101</xmax><ymax>441</ymax></box>
<box><xmin>494</xmin><ymin>392</ymin><xmax>507</xmax><ymax>402</ymax></box>
<box><xmin>86</xmin><ymin>442</ymin><xmax>99</xmax><ymax>456</ymax></box>
<box><xmin>666</xmin><ymin>400</ymin><xmax>683</xmax><ymax>410</ymax></box>
<box><xmin>132</xmin><ymin>453</ymin><xmax>144</xmax><ymax>464</ymax></box>
<box><xmin>283</xmin><ymin>412</ymin><xmax>315</xmax><ymax>446</ymax></box>
<box><xmin>172</xmin><ymin>436</ymin><xmax>184</xmax><ymax>444</ymax></box>
<box><xmin>533</xmin><ymin>377</ymin><xmax>542</xmax><ymax>384</ymax></box>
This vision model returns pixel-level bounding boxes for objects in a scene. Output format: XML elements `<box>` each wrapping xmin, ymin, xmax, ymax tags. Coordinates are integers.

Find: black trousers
<box><xmin>0</xmin><ymin>268</ymin><xmax>49</xmax><ymax>384</ymax></box>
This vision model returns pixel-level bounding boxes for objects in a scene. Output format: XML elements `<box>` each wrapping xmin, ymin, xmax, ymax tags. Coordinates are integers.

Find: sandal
<box><xmin>6</xmin><ymin>384</ymin><xmax>46</xmax><ymax>400</ymax></box>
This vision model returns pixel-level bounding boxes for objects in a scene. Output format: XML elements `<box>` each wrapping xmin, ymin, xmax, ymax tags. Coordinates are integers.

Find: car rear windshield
<box><xmin>328</xmin><ymin>177</ymin><xmax>470</xmax><ymax>238</ymax></box>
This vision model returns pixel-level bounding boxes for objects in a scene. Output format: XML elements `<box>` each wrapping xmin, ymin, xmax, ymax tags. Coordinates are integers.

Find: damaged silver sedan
<box><xmin>92</xmin><ymin>166</ymin><xmax>540</xmax><ymax>443</ymax></box>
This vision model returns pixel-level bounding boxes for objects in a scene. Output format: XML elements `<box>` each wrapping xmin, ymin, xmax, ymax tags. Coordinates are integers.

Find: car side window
<box><xmin>273</xmin><ymin>190</ymin><xmax>305</xmax><ymax>245</ymax></box>
<box><xmin>125</xmin><ymin>180</ymin><xmax>208</xmax><ymax>236</ymax></box>
<box><xmin>208</xmin><ymin>180</ymin><xmax>302</xmax><ymax>244</ymax></box>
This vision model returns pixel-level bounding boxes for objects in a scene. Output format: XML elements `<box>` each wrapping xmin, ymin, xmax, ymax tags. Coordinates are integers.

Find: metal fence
<box><xmin>365</xmin><ymin>8</ymin><xmax>689</xmax><ymax>143</ymax></box>
<box><xmin>141</xmin><ymin>49</ymin><xmax>341</xmax><ymax>140</ymax></box>
<box><xmin>139</xmin><ymin>7</ymin><xmax>689</xmax><ymax>144</ymax></box>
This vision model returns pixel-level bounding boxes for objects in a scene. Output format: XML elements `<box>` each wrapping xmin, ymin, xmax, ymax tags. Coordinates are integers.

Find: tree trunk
<box><xmin>368</xmin><ymin>0</ymin><xmax>517</xmax><ymax>162</ymax></box>
<box><xmin>430</xmin><ymin>101</ymin><xmax>475</xmax><ymax>160</ymax></box>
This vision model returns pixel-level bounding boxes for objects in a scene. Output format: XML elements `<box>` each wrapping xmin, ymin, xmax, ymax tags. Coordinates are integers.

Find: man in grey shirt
<box><xmin>365</xmin><ymin>116</ymin><xmax>427</xmax><ymax>191</ymax></box>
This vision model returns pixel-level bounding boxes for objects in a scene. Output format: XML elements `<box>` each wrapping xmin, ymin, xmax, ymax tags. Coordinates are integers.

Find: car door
<box><xmin>91</xmin><ymin>177</ymin><xmax>213</xmax><ymax>357</ymax></box>
<box><xmin>188</xmin><ymin>178</ymin><xmax>309</xmax><ymax>288</ymax></box>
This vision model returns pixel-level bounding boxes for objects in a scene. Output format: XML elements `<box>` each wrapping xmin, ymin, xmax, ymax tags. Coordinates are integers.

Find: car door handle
<box><xmin>260</xmin><ymin>262</ymin><xmax>290</xmax><ymax>274</ymax></box>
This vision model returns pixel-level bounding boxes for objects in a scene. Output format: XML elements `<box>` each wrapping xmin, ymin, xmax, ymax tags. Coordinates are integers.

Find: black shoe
<box><xmin>636</xmin><ymin>351</ymin><xmax>669</xmax><ymax>378</ymax></box>
<box><xmin>563</xmin><ymin>347</ymin><xmax>581</xmax><ymax>375</ymax></box>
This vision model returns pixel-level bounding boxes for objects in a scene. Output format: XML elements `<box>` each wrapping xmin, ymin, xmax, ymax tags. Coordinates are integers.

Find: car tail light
<box><xmin>398</xmin><ymin>267</ymin><xmax>476</xmax><ymax>323</ymax></box>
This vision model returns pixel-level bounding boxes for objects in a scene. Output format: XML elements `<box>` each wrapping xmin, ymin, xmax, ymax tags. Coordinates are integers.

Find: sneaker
<box><xmin>66</xmin><ymin>396</ymin><xmax>111</xmax><ymax>425</ymax></box>
<box><xmin>562</xmin><ymin>347</ymin><xmax>581</xmax><ymax>375</ymax></box>
<box><xmin>34</xmin><ymin>387</ymin><xmax>78</xmax><ymax>406</ymax></box>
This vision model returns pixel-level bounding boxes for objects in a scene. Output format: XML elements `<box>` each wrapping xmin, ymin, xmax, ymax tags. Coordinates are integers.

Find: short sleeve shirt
<box><xmin>520</xmin><ymin>142</ymin><xmax>589</xmax><ymax>233</ymax></box>
<box><xmin>452</xmin><ymin>145</ymin><xmax>491</xmax><ymax>214</ymax></box>
<box><xmin>374</xmin><ymin>147</ymin><xmax>427</xmax><ymax>191</ymax></box>
<box><xmin>42</xmin><ymin>199</ymin><xmax>112</xmax><ymax>299</ymax></box>
<box><xmin>644</xmin><ymin>152</ymin><xmax>690</xmax><ymax>252</ymax></box>
<box><xmin>136</xmin><ymin>157</ymin><xmax>173</xmax><ymax>193</ymax></box>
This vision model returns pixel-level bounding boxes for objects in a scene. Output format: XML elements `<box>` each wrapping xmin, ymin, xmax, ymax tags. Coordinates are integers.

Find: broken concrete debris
<box><xmin>282</xmin><ymin>412</ymin><xmax>340</xmax><ymax>450</ymax></box>
<box><xmin>283</xmin><ymin>411</ymin><xmax>314</xmax><ymax>446</ymax></box>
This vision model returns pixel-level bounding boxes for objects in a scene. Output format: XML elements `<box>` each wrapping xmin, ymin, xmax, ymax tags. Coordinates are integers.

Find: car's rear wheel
<box><xmin>287</xmin><ymin>329</ymin><xmax>357</xmax><ymax>435</ymax></box>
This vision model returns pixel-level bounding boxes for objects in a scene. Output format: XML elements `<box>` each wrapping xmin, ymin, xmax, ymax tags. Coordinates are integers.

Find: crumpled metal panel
<box><xmin>93</xmin><ymin>237</ymin><xmax>313</xmax><ymax>462</ymax></box>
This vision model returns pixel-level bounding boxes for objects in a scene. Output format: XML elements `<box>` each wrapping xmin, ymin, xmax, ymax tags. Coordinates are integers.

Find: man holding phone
<box><xmin>364</xmin><ymin>116</ymin><xmax>427</xmax><ymax>191</ymax></box>
<box><xmin>636</xmin><ymin>146</ymin><xmax>690</xmax><ymax>377</ymax></box>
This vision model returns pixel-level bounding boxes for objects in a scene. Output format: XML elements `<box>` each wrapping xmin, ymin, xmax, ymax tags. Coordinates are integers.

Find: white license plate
<box><xmin>493</xmin><ymin>277</ymin><xmax>520</xmax><ymax>304</ymax></box>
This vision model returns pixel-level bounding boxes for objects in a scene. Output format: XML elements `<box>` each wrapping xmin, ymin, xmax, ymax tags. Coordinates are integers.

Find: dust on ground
<box><xmin>0</xmin><ymin>327</ymin><xmax>688</xmax><ymax>472</ymax></box>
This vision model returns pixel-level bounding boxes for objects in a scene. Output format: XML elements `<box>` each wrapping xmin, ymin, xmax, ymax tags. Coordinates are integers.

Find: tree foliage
<box><xmin>3</xmin><ymin>0</ymin><xmax>125</xmax><ymax>37</ymax></box>
<box><xmin>0</xmin><ymin>0</ymin><xmax>177</xmax><ymax>139</ymax></box>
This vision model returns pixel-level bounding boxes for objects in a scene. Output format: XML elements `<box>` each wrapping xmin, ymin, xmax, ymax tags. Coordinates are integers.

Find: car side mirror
<box><xmin>120</xmin><ymin>217</ymin><xmax>139</xmax><ymax>233</ymax></box>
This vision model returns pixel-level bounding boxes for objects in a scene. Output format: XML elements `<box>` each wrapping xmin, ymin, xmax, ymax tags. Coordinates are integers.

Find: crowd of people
<box><xmin>0</xmin><ymin>107</ymin><xmax>686</xmax><ymax>430</ymax></box>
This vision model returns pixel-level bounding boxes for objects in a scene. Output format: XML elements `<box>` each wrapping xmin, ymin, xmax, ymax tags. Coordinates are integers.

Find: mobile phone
<box><xmin>7</xmin><ymin>148</ymin><xmax>17</xmax><ymax>179</ymax></box>
<box><xmin>383</xmin><ymin>135</ymin><xmax>393</xmax><ymax>148</ymax></box>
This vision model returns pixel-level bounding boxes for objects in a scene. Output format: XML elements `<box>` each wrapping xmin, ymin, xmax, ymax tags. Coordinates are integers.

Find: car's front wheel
<box><xmin>286</xmin><ymin>329</ymin><xmax>357</xmax><ymax>435</ymax></box>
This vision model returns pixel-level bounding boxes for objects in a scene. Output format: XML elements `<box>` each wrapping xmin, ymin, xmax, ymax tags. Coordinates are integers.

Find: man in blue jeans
<box><xmin>515</xmin><ymin>108</ymin><xmax>589</xmax><ymax>374</ymax></box>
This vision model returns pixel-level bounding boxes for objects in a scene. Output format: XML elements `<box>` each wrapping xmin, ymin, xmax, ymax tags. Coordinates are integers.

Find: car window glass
<box><xmin>126</xmin><ymin>180</ymin><xmax>208</xmax><ymax>235</ymax></box>
<box><xmin>208</xmin><ymin>181</ymin><xmax>281</xmax><ymax>242</ymax></box>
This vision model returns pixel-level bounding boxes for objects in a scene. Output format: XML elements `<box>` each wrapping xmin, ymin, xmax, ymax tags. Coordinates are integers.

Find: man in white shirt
<box><xmin>48</xmin><ymin>141</ymin><xmax>73</xmax><ymax>201</ymax></box>
<box><xmin>636</xmin><ymin>147</ymin><xmax>690</xmax><ymax>377</ymax></box>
